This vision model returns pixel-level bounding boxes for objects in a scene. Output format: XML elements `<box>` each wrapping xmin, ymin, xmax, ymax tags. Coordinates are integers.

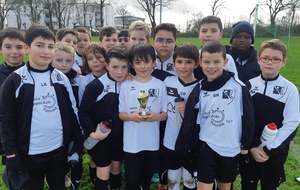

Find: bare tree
<box><xmin>136</xmin><ymin>0</ymin><xmax>177</xmax><ymax>30</ymax></box>
<box><xmin>12</xmin><ymin>3</ymin><xmax>23</xmax><ymax>28</ymax></box>
<box><xmin>43</xmin><ymin>0</ymin><xmax>55</xmax><ymax>30</ymax></box>
<box><xmin>211</xmin><ymin>0</ymin><xmax>226</xmax><ymax>16</ymax></box>
<box><xmin>189</xmin><ymin>12</ymin><xmax>204</xmax><ymax>32</ymax></box>
<box><xmin>24</xmin><ymin>0</ymin><xmax>45</xmax><ymax>23</ymax></box>
<box><xmin>116</xmin><ymin>4</ymin><xmax>132</xmax><ymax>29</ymax></box>
<box><xmin>53</xmin><ymin>0</ymin><xmax>75</xmax><ymax>29</ymax></box>
<box><xmin>281</xmin><ymin>2</ymin><xmax>300</xmax><ymax>35</ymax></box>
<box><xmin>261</xmin><ymin>0</ymin><xmax>299</xmax><ymax>37</ymax></box>
<box><xmin>0</xmin><ymin>0</ymin><xmax>20</xmax><ymax>29</ymax></box>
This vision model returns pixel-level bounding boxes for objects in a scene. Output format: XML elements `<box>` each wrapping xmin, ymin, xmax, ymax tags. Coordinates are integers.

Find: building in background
<box><xmin>114</xmin><ymin>16</ymin><xmax>145</xmax><ymax>30</ymax></box>
<box><xmin>5</xmin><ymin>0</ymin><xmax>114</xmax><ymax>31</ymax></box>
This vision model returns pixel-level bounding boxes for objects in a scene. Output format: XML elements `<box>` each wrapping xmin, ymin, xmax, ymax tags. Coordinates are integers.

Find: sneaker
<box><xmin>151</xmin><ymin>173</ymin><xmax>159</xmax><ymax>183</ymax></box>
<box><xmin>157</xmin><ymin>187</ymin><xmax>167</xmax><ymax>190</ymax></box>
<box><xmin>295</xmin><ymin>177</ymin><xmax>300</xmax><ymax>183</ymax></box>
<box><xmin>65</xmin><ymin>175</ymin><xmax>71</xmax><ymax>187</ymax></box>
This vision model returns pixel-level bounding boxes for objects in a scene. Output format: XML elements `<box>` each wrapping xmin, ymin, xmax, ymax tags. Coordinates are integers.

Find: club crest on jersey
<box><xmin>56</xmin><ymin>73</ymin><xmax>63</xmax><ymax>81</ymax></box>
<box><xmin>148</xmin><ymin>89</ymin><xmax>157</xmax><ymax>97</ymax></box>
<box><xmin>130</xmin><ymin>86</ymin><xmax>136</xmax><ymax>91</ymax></box>
<box><xmin>167</xmin><ymin>63</ymin><xmax>174</xmax><ymax>71</ymax></box>
<box><xmin>222</xmin><ymin>89</ymin><xmax>234</xmax><ymax>99</ymax></box>
<box><xmin>273</xmin><ymin>86</ymin><xmax>285</xmax><ymax>95</ymax></box>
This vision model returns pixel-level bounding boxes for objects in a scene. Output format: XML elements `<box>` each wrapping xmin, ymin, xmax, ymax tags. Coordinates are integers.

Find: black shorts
<box><xmin>89</xmin><ymin>141</ymin><xmax>123</xmax><ymax>167</ymax></box>
<box><xmin>162</xmin><ymin>146</ymin><xmax>197</xmax><ymax>172</ymax></box>
<box><xmin>239</xmin><ymin>155</ymin><xmax>285</xmax><ymax>189</ymax></box>
<box><xmin>197</xmin><ymin>140</ymin><xmax>239</xmax><ymax>184</ymax></box>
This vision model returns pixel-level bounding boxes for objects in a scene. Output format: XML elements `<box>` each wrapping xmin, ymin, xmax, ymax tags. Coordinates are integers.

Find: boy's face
<box><xmin>118</xmin><ymin>37</ymin><xmax>130</xmax><ymax>50</ymax></box>
<box><xmin>258</xmin><ymin>48</ymin><xmax>286</xmax><ymax>79</ymax></box>
<box><xmin>174</xmin><ymin>56</ymin><xmax>198</xmax><ymax>80</ymax></box>
<box><xmin>129</xmin><ymin>30</ymin><xmax>149</xmax><ymax>48</ymax></box>
<box><xmin>198</xmin><ymin>23</ymin><xmax>223</xmax><ymax>45</ymax></box>
<box><xmin>76</xmin><ymin>32</ymin><xmax>91</xmax><ymax>55</ymax></box>
<box><xmin>52</xmin><ymin>50</ymin><xmax>74</xmax><ymax>74</ymax></box>
<box><xmin>61</xmin><ymin>33</ymin><xmax>78</xmax><ymax>48</ymax></box>
<box><xmin>27</xmin><ymin>36</ymin><xmax>55</xmax><ymax>70</ymax></box>
<box><xmin>100</xmin><ymin>34</ymin><xmax>118</xmax><ymax>49</ymax></box>
<box><xmin>86</xmin><ymin>51</ymin><xmax>106</xmax><ymax>73</ymax></box>
<box><xmin>0</xmin><ymin>38</ymin><xmax>26</xmax><ymax>66</ymax></box>
<box><xmin>105</xmin><ymin>58</ymin><xmax>128</xmax><ymax>82</ymax></box>
<box><xmin>200</xmin><ymin>51</ymin><xmax>228</xmax><ymax>82</ymax></box>
<box><xmin>231</xmin><ymin>32</ymin><xmax>252</xmax><ymax>52</ymax></box>
<box><xmin>132</xmin><ymin>55</ymin><xmax>155</xmax><ymax>78</ymax></box>
<box><xmin>153</xmin><ymin>30</ymin><xmax>175</xmax><ymax>60</ymax></box>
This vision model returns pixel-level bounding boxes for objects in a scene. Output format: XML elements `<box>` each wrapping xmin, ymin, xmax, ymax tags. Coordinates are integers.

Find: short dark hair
<box><xmin>173</xmin><ymin>43</ymin><xmax>199</xmax><ymax>63</ymax></box>
<box><xmin>82</xmin><ymin>42</ymin><xmax>106</xmax><ymax>74</ymax></box>
<box><xmin>118</xmin><ymin>29</ymin><xmax>128</xmax><ymax>38</ymax></box>
<box><xmin>99</xmin><ymin>26</ymin><xmax>117</xmax><ymax>41</ymax></box>
<box><xmin>152</xmin><ymin>23</ymin><xmax>177</xmax><ymax>39</ymax></box>
<box><xmin>0</xmin><ymin>27</ymin><xmax>25</xmax><ymax>48</ymax></box>
<box><xmin>106</xmin><ymin>46</ymin><xmax>129</xmax><ymax>64</ymax></box>
<box><xmin>25</xmin><ymin>24</ymin><xmax>56</xmax><ymax>47</ymax></box>
<box><xmin>74</xmin><ymin>26</ymin><xmax>91</xmax><ymax>39</ymax></box>
<box><xmin>56</xmin><ymin>28</ymin><xmax>79</xmax><ymax>41</ymax></box>
<box><xmin>200</xmin><ymin>41</ymin><xmax>226</xmax><ymax>60</ymax></box>
<box><xmin>199</xmin><ymin>16</ymin><xmax>223</xmax><ymax>31</ymax></box>
<box><xmin>129</xmin><ymin>43</ymin><xmax>155</xmax><ymax>64</ymax></box>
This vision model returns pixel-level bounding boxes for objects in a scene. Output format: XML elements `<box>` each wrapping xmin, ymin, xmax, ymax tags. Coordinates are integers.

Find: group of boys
<box><xmin>0</xmin><ymin>14</ymin><xmax>298</xmax><ymax>190</ymax></box>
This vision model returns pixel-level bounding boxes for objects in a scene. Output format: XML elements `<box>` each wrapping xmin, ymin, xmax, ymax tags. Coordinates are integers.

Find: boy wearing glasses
<box><xmin>240</xmin><ymin>39</ymin><xmax>300</xmax><ymax>190</ymax></box>
<box><xmin>153</xmin><ymin>23</ymin><xmax>177</xmax><ymax>76</ymax></box>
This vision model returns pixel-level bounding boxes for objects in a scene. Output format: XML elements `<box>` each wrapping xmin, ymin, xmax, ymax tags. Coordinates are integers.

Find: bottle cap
<box><xmin>102</xmin><ymin>120</ymin><xmax>112</xmax><ymax>129</ymax></box>
<box><xmin>267</xmin><ymin>123</ymin><xmax>277</xmax><ymax>130</ymax></box>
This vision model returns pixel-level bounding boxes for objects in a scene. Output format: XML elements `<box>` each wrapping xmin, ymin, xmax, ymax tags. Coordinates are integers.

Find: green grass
<box><xmin>0</xmin><ymin>38</ymin><xmax>300</xmax><ymax>190</ymax></box>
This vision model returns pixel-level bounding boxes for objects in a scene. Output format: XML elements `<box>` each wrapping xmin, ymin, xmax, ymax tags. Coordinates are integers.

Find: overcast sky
<box><xmin>117</xmin><ymin>0</ymin><xmax>265</xmax><ymax>30</ymax></box>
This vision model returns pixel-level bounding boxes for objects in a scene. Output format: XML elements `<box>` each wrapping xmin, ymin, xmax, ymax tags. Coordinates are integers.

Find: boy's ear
<box><xmin>24</xmin><ymin>44</ymin><xmax>30</xmax><ymax>55</ymax></box>
<box><xmin>0</xmin><ymin>48</ymin><xmax>3</xmax><ymax>55</ymax></box>
<box><xmin>199</xmin><ymin>59</ymin><xmax>203</xmax><ymax>68</ymax></box>
<box><xmin>104</xmin><ymin>62</ymin><xmax>109</xmax><ymax>70</ymax></box>
<box><xmin>195</xmin><ymin>59</ymin><xmax>200</xmax><ymax>68</ymax></box>
<box><xmin>219</xmin><ymin>31</ymin><xmax>223</xmax><ymax>39</ymax></box>
<box><xmin>281</xmin><ymin>58</ymin><xmax>287</xmax><ymax>67</ymax></box>
<box><xmin>223</xmin><ymin>57</ymin><xmax>228</xmax><ymax>67</ymax></box>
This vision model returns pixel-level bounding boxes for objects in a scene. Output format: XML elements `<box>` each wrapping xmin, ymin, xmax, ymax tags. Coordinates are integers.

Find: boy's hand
<box><xmin>250</xmin><ymin>147</ymin><xmax>269</xmax><ymax>163</ymax></box>
<box><xmin>144</xmin><ymin>111</ymin><xmax>167</xmax><ymax>122</ymax></box>
<box><xmin>177</xmin><ymin>103</ymin><xmax>186</xmax><ymax>113</ymax></box>
<box><xmin>89</xmin><ymin>124</ymin><xmax>111</xmax><ymax>140</ymax></box>
<box><xmin>130</xmin><ymin>111</ymin><xmax>145</xmax><ymax>123</ymax></box>
<box><xmin>124</xmin><ymin>73</ymin><xmax>135</xmax><ymax>81</ymax></box>
<box><xmin>6</xmin><ymin>155</ymin><xmax>26</xmax><ymax>173</ymax></box>
<box><xmin>144</xmin><ymin>111</ymin><xmax>159</xmax><ymax>122</ymax></box>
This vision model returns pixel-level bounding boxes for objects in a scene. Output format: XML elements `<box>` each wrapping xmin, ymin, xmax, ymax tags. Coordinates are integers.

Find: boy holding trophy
<box><xmin>119</xmin><ymin>43</ymin><xmax>168</xmax><ymax>190</ymax></box>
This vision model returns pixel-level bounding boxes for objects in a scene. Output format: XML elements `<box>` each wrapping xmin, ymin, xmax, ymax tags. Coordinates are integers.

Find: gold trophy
<box><xmin>137</xmin><ymin>93</ymin><xmax>149</xmax><ymax>116</ymax></box>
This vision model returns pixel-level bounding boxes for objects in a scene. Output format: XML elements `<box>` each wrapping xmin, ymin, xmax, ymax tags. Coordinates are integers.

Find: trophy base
<box><xmin>139</xmin><ymin>111</ymin><xmax>149</xmax><ymax>116</ymax></box>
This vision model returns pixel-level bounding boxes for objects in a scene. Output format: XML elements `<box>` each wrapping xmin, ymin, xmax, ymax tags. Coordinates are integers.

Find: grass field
<box><xmin>0</xmin><ymin>37</ymin><xmax>299</xmax><ymax>189</ymax></box>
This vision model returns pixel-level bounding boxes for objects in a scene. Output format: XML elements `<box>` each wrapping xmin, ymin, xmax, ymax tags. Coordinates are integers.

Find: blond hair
<box><xmin>128</xmin><ymin>20</ymin><xmax>151</xmax><ymax>40</ymax></box>
<box><xmin>54</xmin><ymin>42</ymin><xmax>75</xmax><ymax>54</ymax></box>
